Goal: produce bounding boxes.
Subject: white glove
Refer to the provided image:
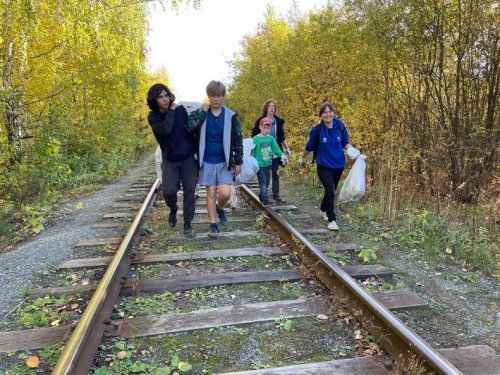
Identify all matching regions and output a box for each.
[280,155,289,165]
[298,157,306,168]
[346,146,360,160]
[284,148,292,159]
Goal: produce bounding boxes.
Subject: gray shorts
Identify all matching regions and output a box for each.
[199,162,234,186]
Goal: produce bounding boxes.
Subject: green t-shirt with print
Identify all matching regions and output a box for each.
[252,134,283,167]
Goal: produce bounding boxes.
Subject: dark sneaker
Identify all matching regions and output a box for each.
[183,223,195,238]
[168,209,177,227]
[208,223,219,238]
[216,207,228,226]
[262,200,270,206]
[273,195,283,202]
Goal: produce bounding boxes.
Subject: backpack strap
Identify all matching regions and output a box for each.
[312,123,322,163]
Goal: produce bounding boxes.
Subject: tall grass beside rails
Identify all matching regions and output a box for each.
[282,167,499,277]
[0,143,154,252]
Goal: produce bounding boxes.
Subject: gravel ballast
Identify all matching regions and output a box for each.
[0,153,156,320]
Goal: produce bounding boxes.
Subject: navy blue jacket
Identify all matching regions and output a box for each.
[148,105,196,162]
[305,119,350,169]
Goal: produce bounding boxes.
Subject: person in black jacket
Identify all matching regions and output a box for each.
[147,83,198,237]
[251,100,291,202]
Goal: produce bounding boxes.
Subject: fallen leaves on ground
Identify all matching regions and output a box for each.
[26,356,40,368]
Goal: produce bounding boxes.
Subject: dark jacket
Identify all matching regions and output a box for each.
[252,115,286,151]
[187,107,243,168]
[148,105,196,162]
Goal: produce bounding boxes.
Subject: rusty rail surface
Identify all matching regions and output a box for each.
[239,184,462,375]
[52,180,160,375]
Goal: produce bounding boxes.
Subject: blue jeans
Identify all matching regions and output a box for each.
[256,166,271,204]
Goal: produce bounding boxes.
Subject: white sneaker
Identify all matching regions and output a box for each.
[327,220,339,230]
[320,211,328,221]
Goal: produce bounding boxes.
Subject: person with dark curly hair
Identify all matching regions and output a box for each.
[147,83,198,237]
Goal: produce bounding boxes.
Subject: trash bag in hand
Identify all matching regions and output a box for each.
[239,155,260,183]
[338,154,367,204]
[155,145,162,182]
[346,146,360,160]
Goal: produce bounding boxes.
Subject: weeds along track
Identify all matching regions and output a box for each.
[0,173,497,374]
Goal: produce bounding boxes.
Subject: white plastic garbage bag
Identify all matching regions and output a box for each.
[243,138,255,157]
[155,145,162,182]
[338,155,367,204]
[239,155,259,183]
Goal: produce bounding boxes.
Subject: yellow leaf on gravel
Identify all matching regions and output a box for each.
[50,319,61,326]
[26,356,40,368]
[116,351,127,360]
[75,202,84,209]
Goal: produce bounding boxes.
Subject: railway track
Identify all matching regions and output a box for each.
[0,170,498,374]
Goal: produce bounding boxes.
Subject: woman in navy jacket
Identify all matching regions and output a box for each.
[298,102,359,231]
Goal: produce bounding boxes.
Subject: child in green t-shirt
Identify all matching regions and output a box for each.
[252,118,288,205]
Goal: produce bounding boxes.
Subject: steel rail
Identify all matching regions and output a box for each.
[239,184,462,374]
[53,179,160,375]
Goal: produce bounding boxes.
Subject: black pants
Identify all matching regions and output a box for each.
[271,157,280,198]
[317,165,344,222]
[162,155,198,224]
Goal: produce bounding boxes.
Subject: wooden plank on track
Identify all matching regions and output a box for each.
[372,290,427,310]
[0,325,74,352]
[269,204,297,211]
[437,345,500,375]
[102,212,135,218]
[74,237,122,247]
[58,247,286,268]
[58,243,357,269]
[167,228,329,241]
[219,356,389,375]
[111,202,141,208]
[169,230,259,240]
[92,222,129,229]
[300,229,328,235]
[341,265,393,280]
[175,205,297,215]
[115,196,145,202]
[122,270,302,295]
[30,270,302,298]
[33,265,394,299]
[0,298,327,352]
[115,298,329,338]
[191,217,254,224]
[219,346,500,375]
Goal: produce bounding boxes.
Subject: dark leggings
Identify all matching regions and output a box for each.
[317,165,344,222]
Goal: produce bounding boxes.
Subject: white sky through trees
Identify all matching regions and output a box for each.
[147,0,326,101]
